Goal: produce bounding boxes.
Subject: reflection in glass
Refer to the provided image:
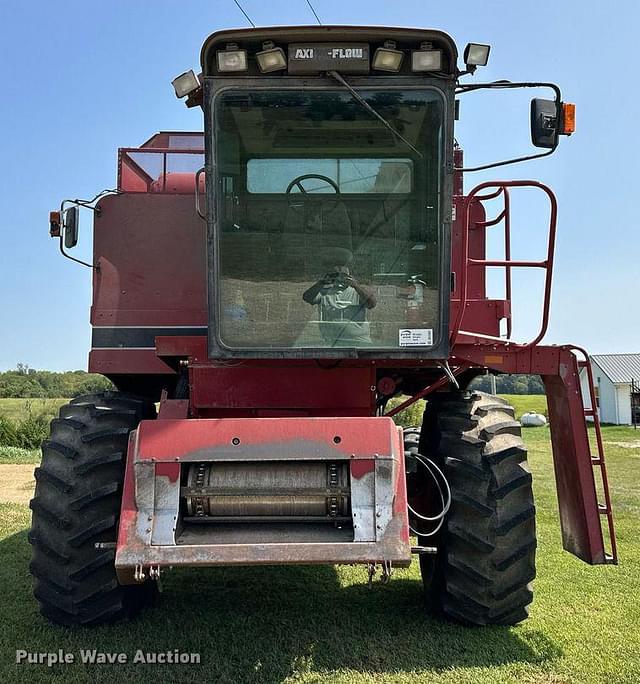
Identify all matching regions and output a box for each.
[214,89,444,350]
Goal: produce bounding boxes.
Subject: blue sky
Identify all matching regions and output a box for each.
[0,0,637,371]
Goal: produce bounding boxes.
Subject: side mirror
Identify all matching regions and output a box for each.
[63,206,79,248]
[530,98,560,149]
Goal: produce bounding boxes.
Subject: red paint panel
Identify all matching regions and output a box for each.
[190,365,375,412]
[156,335,208,360]
[391,426,408,524]
[543,356,606,564]
[89,349,176,375]
[92,193,206,327]
[350,460,375,478]
[449,300,503,337]
[452,197,486,300]
[134,416,398,461]
[117,432,138,554]
[155,463,180,483]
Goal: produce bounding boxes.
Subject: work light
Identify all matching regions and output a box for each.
[411,43,443,72]
[372,41,404,72]
[171,70,200,98]
[217,45,248,72]
[463,42,491,67]
[256,41,287,73]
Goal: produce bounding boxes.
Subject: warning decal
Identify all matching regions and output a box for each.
[398,329,433,347]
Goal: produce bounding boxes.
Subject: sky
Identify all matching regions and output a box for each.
[0,0,637,371]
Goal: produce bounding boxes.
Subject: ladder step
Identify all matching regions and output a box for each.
[570,347,618,564]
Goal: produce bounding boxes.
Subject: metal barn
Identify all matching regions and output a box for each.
[580,354,640,425]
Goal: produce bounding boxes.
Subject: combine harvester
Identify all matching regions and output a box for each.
[33,24,616,627]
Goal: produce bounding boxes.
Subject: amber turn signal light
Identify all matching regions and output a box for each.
[49,210,61,237]
[562,103,576,135]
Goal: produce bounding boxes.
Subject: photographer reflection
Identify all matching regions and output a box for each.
[302,249,376,346]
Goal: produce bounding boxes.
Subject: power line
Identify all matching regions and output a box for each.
[305,0,322,24]
[232,0,256,27]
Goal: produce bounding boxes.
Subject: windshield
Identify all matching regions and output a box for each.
[213,88,444,351]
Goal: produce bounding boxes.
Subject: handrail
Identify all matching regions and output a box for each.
[118,147,205,193]
[450,180,557,349]
[473,188,513,337]
[195,167,206,221]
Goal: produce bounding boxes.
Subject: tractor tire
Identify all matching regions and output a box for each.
[415,391,536,626]
[29,391,157,626]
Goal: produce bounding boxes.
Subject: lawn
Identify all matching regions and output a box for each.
[0,396,638,683]
[499,394,548,419]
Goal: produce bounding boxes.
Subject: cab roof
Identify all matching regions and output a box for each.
[200,25,458,77]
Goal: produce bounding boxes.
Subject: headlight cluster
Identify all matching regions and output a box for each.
[373,40,444,73]
[217,41,287,73]
[172,38,491,95]
[214,39,449,75]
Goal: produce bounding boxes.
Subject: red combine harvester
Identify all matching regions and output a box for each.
[34,25,616,627]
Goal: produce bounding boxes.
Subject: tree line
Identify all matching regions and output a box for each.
[0,364,113,398]
[470,373,545,395]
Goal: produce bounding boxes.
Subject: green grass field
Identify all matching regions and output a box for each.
[0,396,638,683]
[0,398,67,422]
[499,394,548,419]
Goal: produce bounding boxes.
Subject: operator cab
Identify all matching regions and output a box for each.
[193,26,458,359]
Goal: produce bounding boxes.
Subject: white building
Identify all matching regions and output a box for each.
[580,354,640,425]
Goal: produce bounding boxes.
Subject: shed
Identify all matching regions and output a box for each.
[580,353,640,425]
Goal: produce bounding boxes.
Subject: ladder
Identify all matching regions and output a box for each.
[572,347,618,564]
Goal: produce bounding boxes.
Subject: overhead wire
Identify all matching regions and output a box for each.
[305,0,322,24]
[232,0,256,27]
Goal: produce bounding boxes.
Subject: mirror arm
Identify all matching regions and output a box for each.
[59,200,97,269]
[454,80,562,173]
[58,190,120,270]
[58,234,97,270]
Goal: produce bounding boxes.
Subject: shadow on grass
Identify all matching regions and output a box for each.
[0,529,562,684]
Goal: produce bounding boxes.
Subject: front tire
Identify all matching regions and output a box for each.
[29,391,157,626]
[413,391,536,626]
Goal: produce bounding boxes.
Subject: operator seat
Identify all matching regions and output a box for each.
[283,198,353,251]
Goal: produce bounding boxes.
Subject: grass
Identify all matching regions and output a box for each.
[0,447,41,464]
[0,398,66,423]
[0,397,639,682]
[499,394,548,419]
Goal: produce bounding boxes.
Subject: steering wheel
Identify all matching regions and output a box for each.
[286,174,340,196]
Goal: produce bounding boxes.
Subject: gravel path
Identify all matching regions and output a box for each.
[0,464,36,505]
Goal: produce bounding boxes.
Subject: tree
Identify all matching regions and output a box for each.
[0,366,113,398]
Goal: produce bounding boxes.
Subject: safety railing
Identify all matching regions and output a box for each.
[118,147,204,193]
[450,180,558,348]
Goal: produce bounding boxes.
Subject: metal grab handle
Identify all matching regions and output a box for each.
[195,167,206,220]
[450,180,558,349]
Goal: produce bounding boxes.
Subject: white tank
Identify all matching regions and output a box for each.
[520,412,547,427]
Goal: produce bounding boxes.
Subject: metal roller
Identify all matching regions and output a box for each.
[183,461,350,521]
